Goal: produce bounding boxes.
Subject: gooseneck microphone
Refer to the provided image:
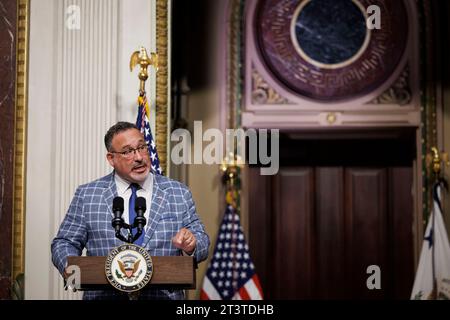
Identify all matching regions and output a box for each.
[112,197,128,242]
[111,196,147,244]
[133,197,147,242]
[112,197,124,231]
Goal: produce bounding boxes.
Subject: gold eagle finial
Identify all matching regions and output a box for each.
[130,46,159,93]
[426,147,449,176]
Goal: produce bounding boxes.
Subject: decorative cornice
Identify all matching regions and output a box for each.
[251,67,292,105]
[156,0,168,174]
[369,65,411,106]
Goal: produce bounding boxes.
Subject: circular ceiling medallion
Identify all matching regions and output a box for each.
[255,0,408,102]
[291,0,370,69]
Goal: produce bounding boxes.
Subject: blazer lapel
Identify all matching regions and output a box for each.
[102,172,128,239]
[102,173,117,218]
[142,175,168,247]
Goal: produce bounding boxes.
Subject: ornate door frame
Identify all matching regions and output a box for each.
[219,0,431,270]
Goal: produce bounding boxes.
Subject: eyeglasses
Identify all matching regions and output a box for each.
[110,144,149,159]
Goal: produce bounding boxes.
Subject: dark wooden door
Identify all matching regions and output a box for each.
[248,130,415,299]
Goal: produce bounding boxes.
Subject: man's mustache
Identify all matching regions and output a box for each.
[132,161,147,168]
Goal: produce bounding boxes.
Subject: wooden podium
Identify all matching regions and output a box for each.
[67,256,196,290]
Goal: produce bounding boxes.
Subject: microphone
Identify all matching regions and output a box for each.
[112,197,124,234]
[133,197,147,243]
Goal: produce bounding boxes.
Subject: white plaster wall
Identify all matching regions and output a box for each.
[26,0,156,299]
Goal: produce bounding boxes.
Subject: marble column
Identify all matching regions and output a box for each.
[0,0,17,299]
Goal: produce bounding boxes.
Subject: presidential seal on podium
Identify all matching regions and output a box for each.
[105,244,153,293]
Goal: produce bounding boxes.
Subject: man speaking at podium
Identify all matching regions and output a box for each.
[51,122,210,300]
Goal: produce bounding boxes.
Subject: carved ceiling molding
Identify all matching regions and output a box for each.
[368,65,411,106]
[251,67,294,105]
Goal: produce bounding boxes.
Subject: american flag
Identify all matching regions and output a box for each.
[136,93,163,175]
[201,205,263,300]
[411,180,450,300]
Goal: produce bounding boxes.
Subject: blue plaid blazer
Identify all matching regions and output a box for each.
[51,172,210,300]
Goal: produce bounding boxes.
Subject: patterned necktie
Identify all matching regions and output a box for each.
[129,183,145,246]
